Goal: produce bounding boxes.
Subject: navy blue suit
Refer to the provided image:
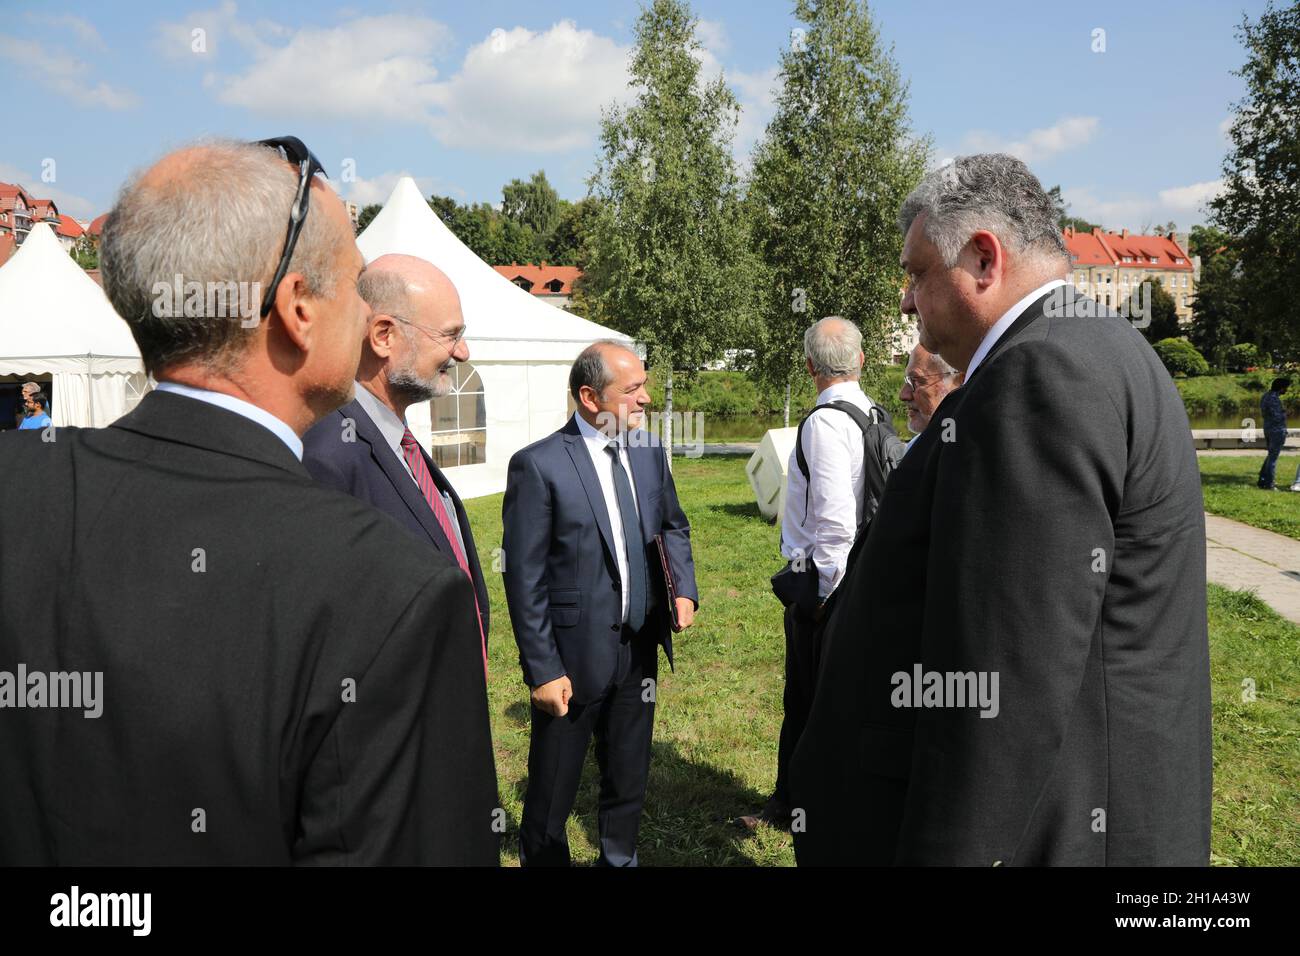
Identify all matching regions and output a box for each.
[502,414,698,865]
[302,397,490,641]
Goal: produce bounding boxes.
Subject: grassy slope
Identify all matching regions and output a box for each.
[1200,454,1300,540]
[465,455,1298,866]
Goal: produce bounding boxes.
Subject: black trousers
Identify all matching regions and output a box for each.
[519,627,659,867]
[773,602,822,809]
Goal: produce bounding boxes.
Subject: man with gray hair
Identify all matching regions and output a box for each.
[898,342,962,453]
[303,253,491,675]
[0,138,498,865]
[792,154,1211,866]
[739,316,902,832]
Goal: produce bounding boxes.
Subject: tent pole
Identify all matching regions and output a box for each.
[87,352,95,426]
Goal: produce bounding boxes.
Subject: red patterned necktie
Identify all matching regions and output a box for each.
[400,427,487,676]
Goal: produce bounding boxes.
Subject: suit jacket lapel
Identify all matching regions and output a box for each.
[628,443,659,544]
[562,424,618,566]
[966,288,1055,383]
[347,400,456,557]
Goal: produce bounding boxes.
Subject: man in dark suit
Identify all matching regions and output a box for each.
[303,254,488,671]
[0,138,498,865]
[791,154,1212,866]
[503,341,699,866]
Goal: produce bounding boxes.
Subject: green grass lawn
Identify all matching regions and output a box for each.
[465,454,1299,866]
[1200,454,1300,541]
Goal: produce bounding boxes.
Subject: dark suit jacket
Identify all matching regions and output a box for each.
[302,396,489,640]
[501,415,699,704]
[791,288,1212,866]
[0,390,499,865]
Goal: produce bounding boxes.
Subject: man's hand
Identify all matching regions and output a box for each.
[675,596,695,630]
[531,675,573,717]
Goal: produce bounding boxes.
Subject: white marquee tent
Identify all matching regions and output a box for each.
[0,222,146,427]
[356,176,634,499]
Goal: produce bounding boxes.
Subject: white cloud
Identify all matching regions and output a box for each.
[343,170,440,208]
[1158,179,1224,213]
[696,19,729,56]
[156,1,288,61]
[0,36,137,110]
[425,21,631,152]
[960,115,1100,164]
[0,161,98,218]
[28,13,107,51]
[213,14,451,122]
[1061,179,1221,232]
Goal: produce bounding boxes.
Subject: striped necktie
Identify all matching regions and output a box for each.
[400,428,487,676]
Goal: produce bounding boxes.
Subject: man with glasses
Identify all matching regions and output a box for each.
[303,253,490,674]
[898,342,963,453]
[0,138,498,865]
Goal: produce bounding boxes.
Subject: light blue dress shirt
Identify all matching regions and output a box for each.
[154,381,303,461]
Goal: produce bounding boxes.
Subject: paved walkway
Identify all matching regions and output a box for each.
[1205,514,1300,624]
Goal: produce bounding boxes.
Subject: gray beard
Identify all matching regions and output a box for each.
[387,363,452,404]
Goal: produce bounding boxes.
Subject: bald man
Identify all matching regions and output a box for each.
[0,139,498,864]
[303,254,491,671]
[899,342,963,453]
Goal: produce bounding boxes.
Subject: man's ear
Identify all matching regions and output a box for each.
[579,384,601,414]
[269,271,314,353]
[967,230,1005,288]
[806,358,815,377]
[368,314,399,359]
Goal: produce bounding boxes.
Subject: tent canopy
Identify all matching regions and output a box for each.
[0,222,142,375]
[355,177,631,363]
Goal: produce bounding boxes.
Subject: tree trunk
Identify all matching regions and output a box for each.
[783,381,791,428]
[664,367,674,473]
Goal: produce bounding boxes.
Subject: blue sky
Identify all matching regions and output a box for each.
[0,0,1267,232]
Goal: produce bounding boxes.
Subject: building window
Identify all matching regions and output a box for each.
[428,362,486,469]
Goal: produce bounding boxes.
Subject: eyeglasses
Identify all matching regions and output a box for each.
[387,314,467,350]
[255,136,327,319]
[903,372,946,392]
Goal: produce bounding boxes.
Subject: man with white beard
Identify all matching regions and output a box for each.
[303,253,491,674]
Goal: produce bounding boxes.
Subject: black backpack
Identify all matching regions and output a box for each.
[772,399,905,616]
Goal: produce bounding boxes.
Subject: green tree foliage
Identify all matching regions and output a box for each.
[582,0,759,446]
[747,0,929,405]
[1190,233,1245,369]
[1127,276,1182,343]
[1048,184,1102,233]
[428,195,547,265]
[502,171,561,238]
[70,232,98,270]
[1212,1,1300,362]
[356,203,381,233]
[1153,338,1210,377]
[547,197,603,266]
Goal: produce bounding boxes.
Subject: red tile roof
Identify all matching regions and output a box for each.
[88,213,108,237]
[55,214,83,239]
[1062,227,1193,271]
[0,234,14,266]
[493,262,581,295]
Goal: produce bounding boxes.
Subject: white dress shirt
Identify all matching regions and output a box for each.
[781,381,874,600]
[574,412,640,623]
[352,384,466,555]
[154,381,303,460]
[965,278,1067,380]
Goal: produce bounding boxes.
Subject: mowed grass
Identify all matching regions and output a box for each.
[465,455,1299,866]
[1200,453,1300,541]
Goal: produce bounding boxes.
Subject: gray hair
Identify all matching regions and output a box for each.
[897,154,1069,269]
[358,270,411,322]
[804,316,863,379]
[101,138,345,375]
[569,339,633,401]
[914,345,959,379]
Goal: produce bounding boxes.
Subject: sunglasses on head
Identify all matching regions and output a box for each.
[254,136,328,319]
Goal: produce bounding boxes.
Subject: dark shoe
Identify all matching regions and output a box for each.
[735,796,792,832]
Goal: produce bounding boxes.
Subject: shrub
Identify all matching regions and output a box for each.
[1226,343,1264,372]
[1153,338,1210,377]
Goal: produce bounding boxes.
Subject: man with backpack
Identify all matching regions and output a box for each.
[737,316,904,832]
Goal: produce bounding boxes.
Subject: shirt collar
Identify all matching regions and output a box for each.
[352,383,408,460]
[816,380,868,406]
[573,411,622,450]
[965,278,1067,380]
[154,381,303,460]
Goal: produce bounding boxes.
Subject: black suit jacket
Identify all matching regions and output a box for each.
[791,288,1212,866]
[0,390,499,865]
[302,396,489,640]
[501,416,699,703]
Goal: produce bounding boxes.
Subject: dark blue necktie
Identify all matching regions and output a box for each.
[607,441,647,632]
